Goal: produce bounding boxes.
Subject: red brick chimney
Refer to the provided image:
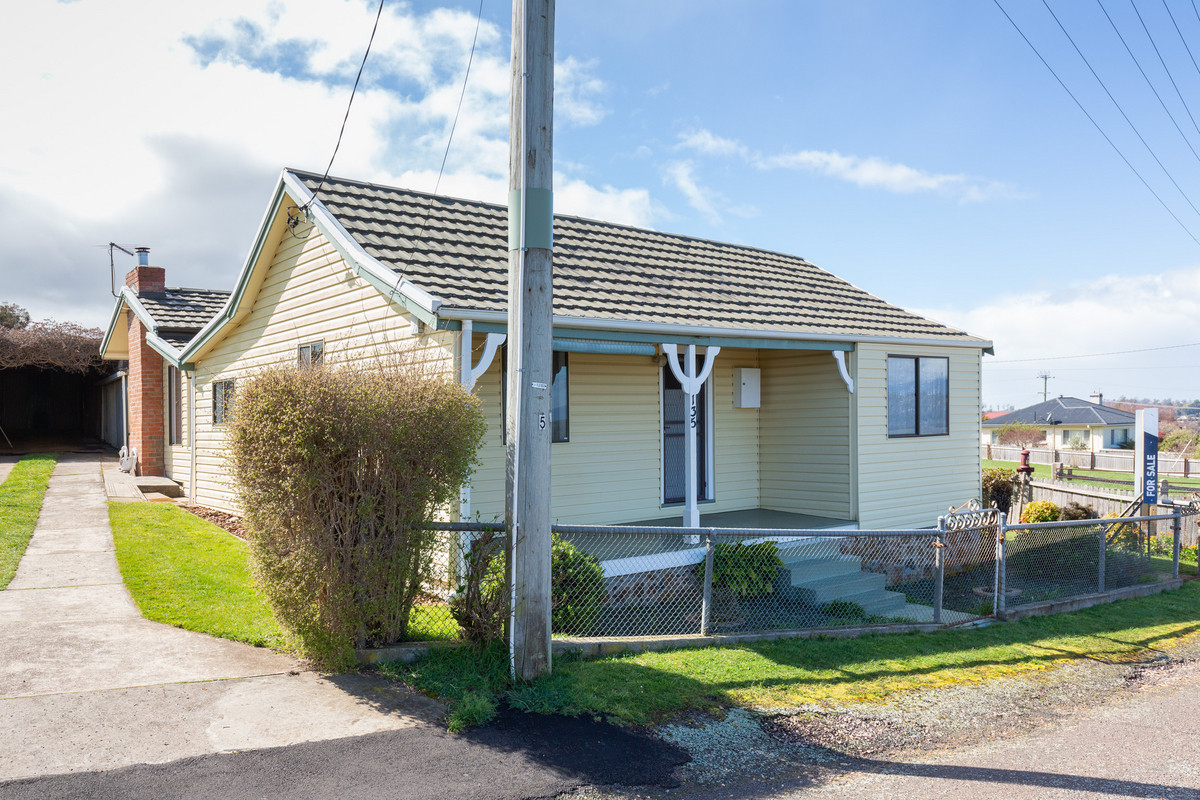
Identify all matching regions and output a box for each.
[124,247,166,477]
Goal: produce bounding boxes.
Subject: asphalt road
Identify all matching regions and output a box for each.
[0,706,689,800]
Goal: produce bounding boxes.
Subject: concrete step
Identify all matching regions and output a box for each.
[142,492,177,503]
[795,571,887,604]
[775,538,845,564]
[787,555,863,583]
[134,476,184,498]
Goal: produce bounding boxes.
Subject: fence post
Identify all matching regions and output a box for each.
[700,532,714,636]
[994,512,1007,617]
[934,517,945,625]
[1173,510,1182,580]
[1097,524,1106,594]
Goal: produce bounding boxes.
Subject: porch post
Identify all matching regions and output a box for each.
[662,343,721,531]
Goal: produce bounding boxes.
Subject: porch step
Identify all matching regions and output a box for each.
[775,538,846,564]
[142,491,177,503]
[787,555,864,583]
[134,476,184,498]
[796,571,887,604]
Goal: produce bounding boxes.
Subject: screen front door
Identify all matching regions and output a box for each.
[662,365,708,504]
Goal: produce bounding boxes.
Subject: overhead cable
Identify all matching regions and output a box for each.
[992,0,1200,245]
[1129,0,1200,141]
[988,340,1200,363]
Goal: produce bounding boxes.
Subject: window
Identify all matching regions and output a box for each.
[213,379,235,424]
[167,366,183,446]
[298,340,324,368]
[1109,428,1131,447]
[887,356,948,437]
[500,348,569,444]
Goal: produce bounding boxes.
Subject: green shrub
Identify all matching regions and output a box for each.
[706,541,784,599]
[227,359,486,670]
[1020,500,1059,523]
[1103,512,1142,550]
[550,534,606,635]
[450,531,606,641]
[982,467,1017,513]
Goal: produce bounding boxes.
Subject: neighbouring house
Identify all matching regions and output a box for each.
[100,169,993,533]
[982,394,1136,451]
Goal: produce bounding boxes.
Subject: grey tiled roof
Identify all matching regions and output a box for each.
[294,170,986,343]
[983,397,1136,427]
[137,288,230,346]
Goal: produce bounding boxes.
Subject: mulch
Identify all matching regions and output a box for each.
[181,505,246,540]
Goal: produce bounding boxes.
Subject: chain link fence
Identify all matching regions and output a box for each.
[403,506,1193,644]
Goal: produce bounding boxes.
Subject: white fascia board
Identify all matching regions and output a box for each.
[438,308,994,351]
[99,292,131,358]
[123,289,185,367]
[280,172,442,323]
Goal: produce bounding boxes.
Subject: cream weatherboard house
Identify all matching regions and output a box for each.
[101,169,992,532]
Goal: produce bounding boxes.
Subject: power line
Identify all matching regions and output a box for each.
[1040,0,1200,221]
[1129,0,1200,141]
[1096,0,1200,164]
[992,0,1200,245]
[988,340,1200,363]
[1161,0,1200,85]
[303,0,388,210]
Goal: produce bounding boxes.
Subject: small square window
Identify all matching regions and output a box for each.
[298,341,324,368]
[887,355,949,437]
[213,379,235,425]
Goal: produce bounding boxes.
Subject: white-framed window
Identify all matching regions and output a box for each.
[213,379,235,425]
[887,355,949,437]
[166,365,183,446]
[500,348,570,444]
[661,363,714,505]
[298,340,324,368]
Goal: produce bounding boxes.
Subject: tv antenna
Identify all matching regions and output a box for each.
[104,242,141,297]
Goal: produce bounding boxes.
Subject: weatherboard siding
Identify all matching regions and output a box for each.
[468,347,761,525]
[854,342,982,529]
[190,223,453,513]
[759,350,853,519]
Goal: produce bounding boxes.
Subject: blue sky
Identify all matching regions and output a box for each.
[3,0,1199,408]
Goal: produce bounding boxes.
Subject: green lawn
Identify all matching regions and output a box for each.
[383,579,1200,728]
[984,459,1200,493]
[109,502,288,649]
[0,454,57,589]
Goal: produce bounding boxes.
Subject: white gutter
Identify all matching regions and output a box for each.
[281,172,441,315]
[437,308,994,350]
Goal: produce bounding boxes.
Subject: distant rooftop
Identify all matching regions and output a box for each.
[982,396,1135,428]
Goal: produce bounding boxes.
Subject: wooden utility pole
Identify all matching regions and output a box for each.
[506,0,554,681]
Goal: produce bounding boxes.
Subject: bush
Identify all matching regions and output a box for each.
[982,467,1017,513]
[228,359,486,670]
[550,534,606,635]
[450,531,606,642]
[1102,512,1142,550]
[1059,501,1097,521]
[1020,500,1060,523]
[706,541,784,599]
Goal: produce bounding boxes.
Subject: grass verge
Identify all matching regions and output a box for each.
[110,502,287,649]
[0,453,57,589]
[383,580,1200,728]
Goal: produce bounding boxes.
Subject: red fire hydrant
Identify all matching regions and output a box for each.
[1018,449,1034,475]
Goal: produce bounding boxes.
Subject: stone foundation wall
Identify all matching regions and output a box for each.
[605,564,700,609]
[840,529,993,584]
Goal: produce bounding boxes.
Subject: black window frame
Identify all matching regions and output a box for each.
[886,355,949,438]
[501,347,569,444]
[213,379,235,425]
[298,340,324,368]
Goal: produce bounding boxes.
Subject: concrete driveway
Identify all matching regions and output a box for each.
[0,453,440,782]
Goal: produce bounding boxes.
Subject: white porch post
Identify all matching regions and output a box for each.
[456,323,506,577]
[662,343,720,533]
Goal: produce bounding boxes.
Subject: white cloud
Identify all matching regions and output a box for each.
[0,0,653,325]
[555,56,609,126]
[676,129,746,158]
[556,176,656,228]
[914,265,1200,407]
[662,161,723,225]
[757,150,1026,203]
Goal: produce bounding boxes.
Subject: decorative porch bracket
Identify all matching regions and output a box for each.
[833,351,854,393]
[662,343,721,532]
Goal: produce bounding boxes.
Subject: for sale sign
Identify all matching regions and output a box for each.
[1136,408,1159,504]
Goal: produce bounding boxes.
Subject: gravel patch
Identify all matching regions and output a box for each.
[182,505,246,539]
[566,634,1200,800]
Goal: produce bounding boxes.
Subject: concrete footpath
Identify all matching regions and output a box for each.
[0,453,439,782]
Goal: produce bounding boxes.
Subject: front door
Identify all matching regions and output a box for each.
[662,365,708,504]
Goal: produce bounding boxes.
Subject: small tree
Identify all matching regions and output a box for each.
[228,358,485,669]
[0,303,30,330]
[996,422,1046,448]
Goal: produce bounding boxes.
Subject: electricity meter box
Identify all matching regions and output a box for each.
[733,367,760,408]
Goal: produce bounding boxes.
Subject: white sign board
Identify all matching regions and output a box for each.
[1135,408,1159,504]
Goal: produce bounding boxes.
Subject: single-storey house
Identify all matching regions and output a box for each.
[982,394,1136,451]
[101,169,992,532]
